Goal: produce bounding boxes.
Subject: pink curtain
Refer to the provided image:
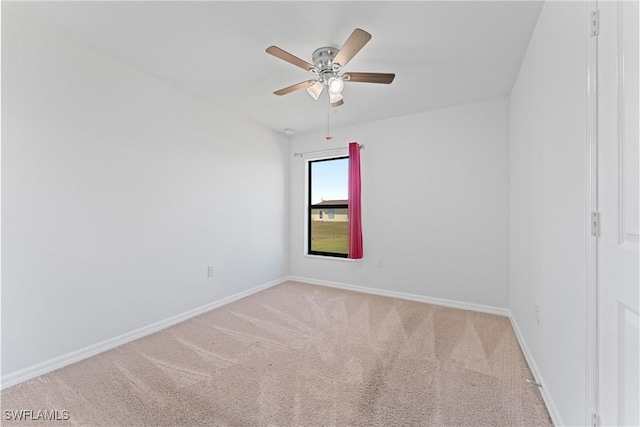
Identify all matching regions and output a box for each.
[348,142,363,259]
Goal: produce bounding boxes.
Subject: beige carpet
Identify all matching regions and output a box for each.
[1,281,552,426]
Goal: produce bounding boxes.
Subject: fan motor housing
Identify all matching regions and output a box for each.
[312,47,340,72]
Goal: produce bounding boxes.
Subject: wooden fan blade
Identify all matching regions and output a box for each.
[266,46,316,72]
[343,72,395,84]
[274,80,317,96]
[332,28,372,68]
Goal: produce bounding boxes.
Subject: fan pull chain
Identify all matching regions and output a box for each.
[325,110,333,140]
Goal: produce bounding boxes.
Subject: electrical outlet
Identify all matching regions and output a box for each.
[377,258,384,268]
[535,304,540,324]
[207,266,215,278]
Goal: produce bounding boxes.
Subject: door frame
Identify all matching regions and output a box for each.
[585,0,598,426]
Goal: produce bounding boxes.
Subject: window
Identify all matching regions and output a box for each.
[308,157,349,258]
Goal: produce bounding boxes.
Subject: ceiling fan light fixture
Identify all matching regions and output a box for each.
[327,76,344,95]
[306,81,324,100]
[267,29,394,105]
[329,92,343,106]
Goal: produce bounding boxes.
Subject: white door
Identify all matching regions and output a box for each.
[597,1,639,426]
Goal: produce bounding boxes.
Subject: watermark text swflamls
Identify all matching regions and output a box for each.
[4,409,70,421]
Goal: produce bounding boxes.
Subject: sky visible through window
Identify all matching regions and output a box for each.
[311,158,348,204]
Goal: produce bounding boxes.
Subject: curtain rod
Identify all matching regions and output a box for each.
[293,144,364,157]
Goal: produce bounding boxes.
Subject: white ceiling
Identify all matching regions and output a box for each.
[5,1,543,136]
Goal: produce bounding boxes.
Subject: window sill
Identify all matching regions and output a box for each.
[304,254,359,262]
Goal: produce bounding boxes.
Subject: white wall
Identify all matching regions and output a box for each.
[289,98,510,309]
[1,14,289,375]
[509,2,587,425]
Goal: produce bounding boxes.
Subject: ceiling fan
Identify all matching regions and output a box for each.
[266,28,395,107]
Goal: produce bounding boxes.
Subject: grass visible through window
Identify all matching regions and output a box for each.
[310,220,349,254]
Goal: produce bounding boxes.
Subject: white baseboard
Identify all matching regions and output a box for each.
[1,277,288,390]
[508,314,564,427]
[287,275,510,317]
